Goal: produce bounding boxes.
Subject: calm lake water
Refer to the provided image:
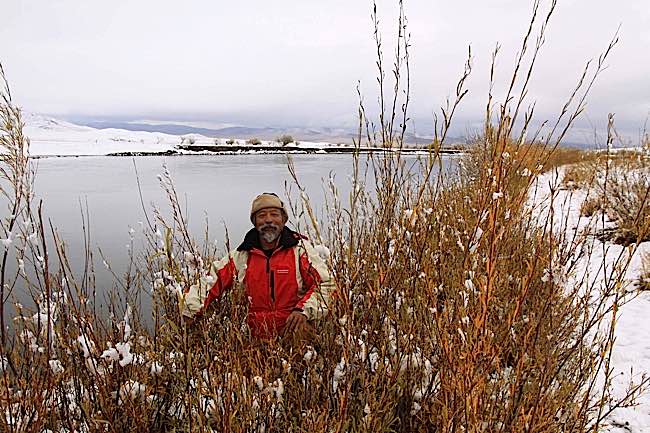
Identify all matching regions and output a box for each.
[3,154,456,319]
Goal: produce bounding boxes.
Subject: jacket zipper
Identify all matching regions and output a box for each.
[266,255,275,305]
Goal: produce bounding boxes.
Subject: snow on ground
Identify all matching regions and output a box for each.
[24,113,178,156]
[531,167,650,432]
[23,113,344,156]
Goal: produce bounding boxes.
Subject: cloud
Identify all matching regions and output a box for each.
[0,0,648,139]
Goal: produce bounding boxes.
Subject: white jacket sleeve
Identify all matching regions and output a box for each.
[297,241,336,321]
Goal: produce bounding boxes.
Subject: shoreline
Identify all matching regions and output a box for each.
[175,143,464,155]
[30,145,466,158]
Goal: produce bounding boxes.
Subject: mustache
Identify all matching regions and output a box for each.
[258,223,281,243]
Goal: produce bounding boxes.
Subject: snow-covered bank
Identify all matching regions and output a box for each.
[531,168,650,432]
[24,113,179,156]
[25,113,349,156]
[24,114,460,157]
[21,114,331,157]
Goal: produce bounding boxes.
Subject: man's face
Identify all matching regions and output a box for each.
[255,208,285,244]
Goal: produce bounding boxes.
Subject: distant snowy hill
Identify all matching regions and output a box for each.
[79,119,439,147]
[22,114,441,156]
[22,114,599,156]
[81,120,363,145]
[23,114,194,156]
[22,114,354,156]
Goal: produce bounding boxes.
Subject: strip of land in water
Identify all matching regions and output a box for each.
[106,144,465,157]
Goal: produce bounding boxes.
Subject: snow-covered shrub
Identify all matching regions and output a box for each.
[561,149,650,243]
[561,155,601,190]
[277,134,294,146]
[580,194,603,217]
[604,160,650,243]
[639,253,650,291]
[576,151,649,243]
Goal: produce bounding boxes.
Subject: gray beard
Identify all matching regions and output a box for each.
[258,224,281,244]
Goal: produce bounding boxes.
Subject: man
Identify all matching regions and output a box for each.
[182,193,334,338]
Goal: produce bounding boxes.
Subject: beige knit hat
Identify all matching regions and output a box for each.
[250,193,288,224]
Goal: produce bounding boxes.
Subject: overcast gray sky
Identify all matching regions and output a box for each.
[1,0,648,141]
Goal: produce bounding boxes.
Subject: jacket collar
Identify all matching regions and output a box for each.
[237,226,300,252]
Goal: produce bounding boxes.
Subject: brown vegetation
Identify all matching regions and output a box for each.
[562,146,650,243]
[1,1,648,432]
[277,135,294,146]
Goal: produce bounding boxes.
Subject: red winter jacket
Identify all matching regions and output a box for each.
[182,227,334,338]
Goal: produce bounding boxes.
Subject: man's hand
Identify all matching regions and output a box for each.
[283,310,307,335]
[182,314,198,327]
